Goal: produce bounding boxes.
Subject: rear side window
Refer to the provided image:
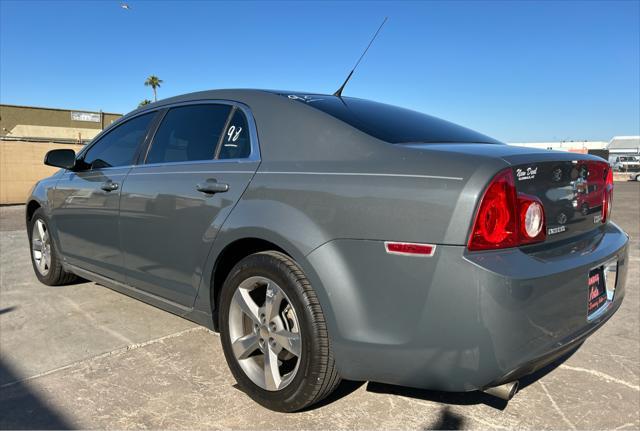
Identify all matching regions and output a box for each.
[283,94,500,145]
[218,109,251,159]
[82,113,155,169]
[146,104,231,164]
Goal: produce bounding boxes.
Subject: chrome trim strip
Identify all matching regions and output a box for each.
[136,158,258,168]
[60,169,131,179]
[127,170,255,176]
[258,171,463,181]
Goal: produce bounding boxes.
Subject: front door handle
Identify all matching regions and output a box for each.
[196,179,229,195]
[100,181,119,192]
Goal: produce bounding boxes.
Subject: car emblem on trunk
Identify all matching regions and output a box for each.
[552,168,563,182]
[548,225,567,235]
[557,213,568,224]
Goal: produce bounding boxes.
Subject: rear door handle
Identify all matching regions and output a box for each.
[100,181,119,192]
[196,179,229,195]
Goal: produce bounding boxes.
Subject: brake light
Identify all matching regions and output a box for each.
[468,169,546,251]
[602,166,613,223]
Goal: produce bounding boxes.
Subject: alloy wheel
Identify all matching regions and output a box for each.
[32,219,51,276]
[228,276,302,391]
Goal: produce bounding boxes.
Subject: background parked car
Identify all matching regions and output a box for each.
[609,155,640,171]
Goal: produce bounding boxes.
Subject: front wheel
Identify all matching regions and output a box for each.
[219,251,341,412]
[28,208,77,286]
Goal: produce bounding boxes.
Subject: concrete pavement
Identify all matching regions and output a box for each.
[1,182,638,429]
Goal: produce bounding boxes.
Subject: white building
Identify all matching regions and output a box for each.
[508,140,607,153]
[508,136,640,154]
[607,136,640,154]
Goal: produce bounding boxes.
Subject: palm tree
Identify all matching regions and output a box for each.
[144,75,163,102]
[138,99,152,108]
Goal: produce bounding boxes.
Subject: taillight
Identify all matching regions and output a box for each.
[468,169,546,251]
[467,169,517,250]
[602,166,613,223]
[518,196,545,244]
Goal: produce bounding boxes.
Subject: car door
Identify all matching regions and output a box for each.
[52,112,157,281]
[119,102,260,306]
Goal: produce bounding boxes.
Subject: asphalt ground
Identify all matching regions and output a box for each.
[0,181,638,430]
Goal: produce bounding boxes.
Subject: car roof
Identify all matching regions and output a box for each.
[113,89,380,163]
[117,88,500,164]
[131,89,358,115]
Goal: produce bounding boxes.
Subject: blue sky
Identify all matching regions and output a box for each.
[1,0,638,142]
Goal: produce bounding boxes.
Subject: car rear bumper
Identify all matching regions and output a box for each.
[305,223,629,392]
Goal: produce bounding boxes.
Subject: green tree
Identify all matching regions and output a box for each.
[138,99,152,108]
[144,75,163,102]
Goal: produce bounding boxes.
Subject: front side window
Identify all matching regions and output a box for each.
[145,104,231,164]
[218,109,251,159]
[81,113,155,169]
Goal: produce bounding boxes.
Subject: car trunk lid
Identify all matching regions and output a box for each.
[511,159,610,243]
[404,143,611,244]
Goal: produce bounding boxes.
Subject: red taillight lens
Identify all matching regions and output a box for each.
[602,167,613,223]
[468,169,518,250]
[468,169,546,251]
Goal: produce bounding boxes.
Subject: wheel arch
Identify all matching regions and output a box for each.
[26,199,42,224]
[209,237,289,329]
[195,228,338,339]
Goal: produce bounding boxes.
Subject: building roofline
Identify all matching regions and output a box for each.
[609,135,640,141]
[0,103,121,116]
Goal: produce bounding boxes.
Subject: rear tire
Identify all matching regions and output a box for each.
[219,251,341,412]
[28,208,77,286]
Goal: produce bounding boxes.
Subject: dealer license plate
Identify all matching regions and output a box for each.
[587,259,617,318]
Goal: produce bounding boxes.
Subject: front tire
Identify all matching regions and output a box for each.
[219,251,341,412]
[28,208,77,286]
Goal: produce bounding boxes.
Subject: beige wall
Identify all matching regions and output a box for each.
[0,104,121,140]
[0,140,84,204]
[9,125,102,141]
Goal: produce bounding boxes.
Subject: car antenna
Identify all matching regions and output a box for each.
[333,17,388,97]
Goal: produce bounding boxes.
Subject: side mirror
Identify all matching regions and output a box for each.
[44,149,76,170]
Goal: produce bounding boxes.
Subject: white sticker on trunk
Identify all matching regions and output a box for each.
[516,166,538,181]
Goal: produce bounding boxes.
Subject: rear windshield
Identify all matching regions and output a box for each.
[282,94,501,145]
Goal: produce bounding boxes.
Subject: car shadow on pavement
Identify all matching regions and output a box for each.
[366,344,580,412]
[303,379,367,411]
[422,406,466,430]
[233,379,367,412]
[0,359,73,430]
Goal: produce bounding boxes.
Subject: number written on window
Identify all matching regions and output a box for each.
[219,110,250,159]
